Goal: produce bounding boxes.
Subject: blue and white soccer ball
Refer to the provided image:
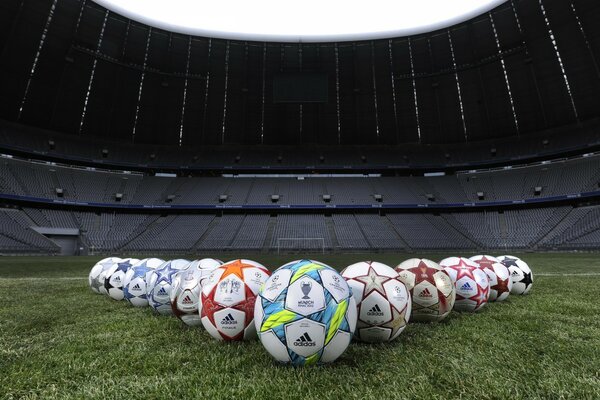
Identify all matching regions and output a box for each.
[147,259,190,315]
[123,259,164,307]
[254,259,357,366]
[104,258,139,301]
[171,258,222,326]
[89,257,121,295]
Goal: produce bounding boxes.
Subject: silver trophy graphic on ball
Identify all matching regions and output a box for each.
[301,281,312,299]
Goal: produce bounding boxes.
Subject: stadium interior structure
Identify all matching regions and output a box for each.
[1,0,599,255]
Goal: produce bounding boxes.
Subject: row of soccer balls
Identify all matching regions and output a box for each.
[88,255,533,366]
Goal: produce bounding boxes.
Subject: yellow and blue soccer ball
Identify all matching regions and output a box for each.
[254,259,357,366]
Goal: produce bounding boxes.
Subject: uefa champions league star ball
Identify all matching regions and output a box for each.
[104,259,137,301]
[396,258,455,322]
[470,256,512,302]
[341,261,411,343]
[255,260,357,366]
[171,258,222,326]
[201,259,270,340]
[89,257,121,294]
[441,257,489,312]
[498,255,533,295]
[123,258,163,307]
[147,260,189,315]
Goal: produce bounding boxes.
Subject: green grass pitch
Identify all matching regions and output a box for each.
[1,253,600,399]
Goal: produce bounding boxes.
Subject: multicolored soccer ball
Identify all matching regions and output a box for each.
[104,258,138,300]
[171,258,222,326]
[123,259,164,307]
[341,261,410,342]
[470,256,512,302]
[498,255,533,295]
[396,258,455,322]
[88,257,121,294]
[441,257,489,312]
[201,259,270,341]
[147,259,190,315]
[255,259,357,366]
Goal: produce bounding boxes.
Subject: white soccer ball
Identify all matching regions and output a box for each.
[104,259,138,300]
[202,259,270,341]
[89,257,121,294]
[255,259,356,366]
[341,261,411,342]
[147,259,190,315]
[498,256,533,295]
[395,258,455,322]
[122,259,164,307]
[470,256,512,302]
[441,257,489,312]
[171,258,222,326]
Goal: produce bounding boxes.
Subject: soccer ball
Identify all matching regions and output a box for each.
[201,259,270,341]
[147,259,190,315]
[104,258,138,300]
[255,259,357,366]
[395,258,455,322]
[89,257,121,294]
[123,259,164,307]
[498,256,533,295]
[470,256,512,302]
[441,257,489,312]
[171,258,222,326]
[341,261,411,342]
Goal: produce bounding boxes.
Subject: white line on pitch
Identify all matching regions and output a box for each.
[536,273,600,276]
[0,277,87,280]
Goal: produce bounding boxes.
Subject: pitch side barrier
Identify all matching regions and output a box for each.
[0,191,599,211]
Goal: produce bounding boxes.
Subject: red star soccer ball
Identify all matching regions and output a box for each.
[470,255,512,302]
[395,258,455,322]
[341,261,411,343]
[440,257,489,312]
[201,259,270,341]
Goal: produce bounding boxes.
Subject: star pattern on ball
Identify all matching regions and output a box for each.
[354,266,393,297]
[448,264,474,282]
[90,273,105,292]
[492,277,510,296]
[500,257,520,268]
[156,263,180,283]
[473,256,495,269]
[219,261,245,280]
[520,272,533,288]
[414,261,439,284]
[382,306,408,338]
[467,283,489,310]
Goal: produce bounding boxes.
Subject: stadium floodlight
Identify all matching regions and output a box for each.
[92,0,506,42]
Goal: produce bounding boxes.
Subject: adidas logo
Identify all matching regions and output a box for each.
[460,282,473,291]
[157,287,167,296]
[419,288,433,298]
[114,276,121,282]
[221,313,237,325]
[182,295,193,305]
[512,270,520,276]
[132,284,141,290]
[293,332,316,347]
[367,304,384,316]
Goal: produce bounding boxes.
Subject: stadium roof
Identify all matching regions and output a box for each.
[92,0,507,42]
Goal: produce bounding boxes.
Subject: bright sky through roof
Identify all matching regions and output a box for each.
[93,0,507,42]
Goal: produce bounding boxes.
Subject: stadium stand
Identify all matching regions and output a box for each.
[0,204,599,254]
[0,0,599,255]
